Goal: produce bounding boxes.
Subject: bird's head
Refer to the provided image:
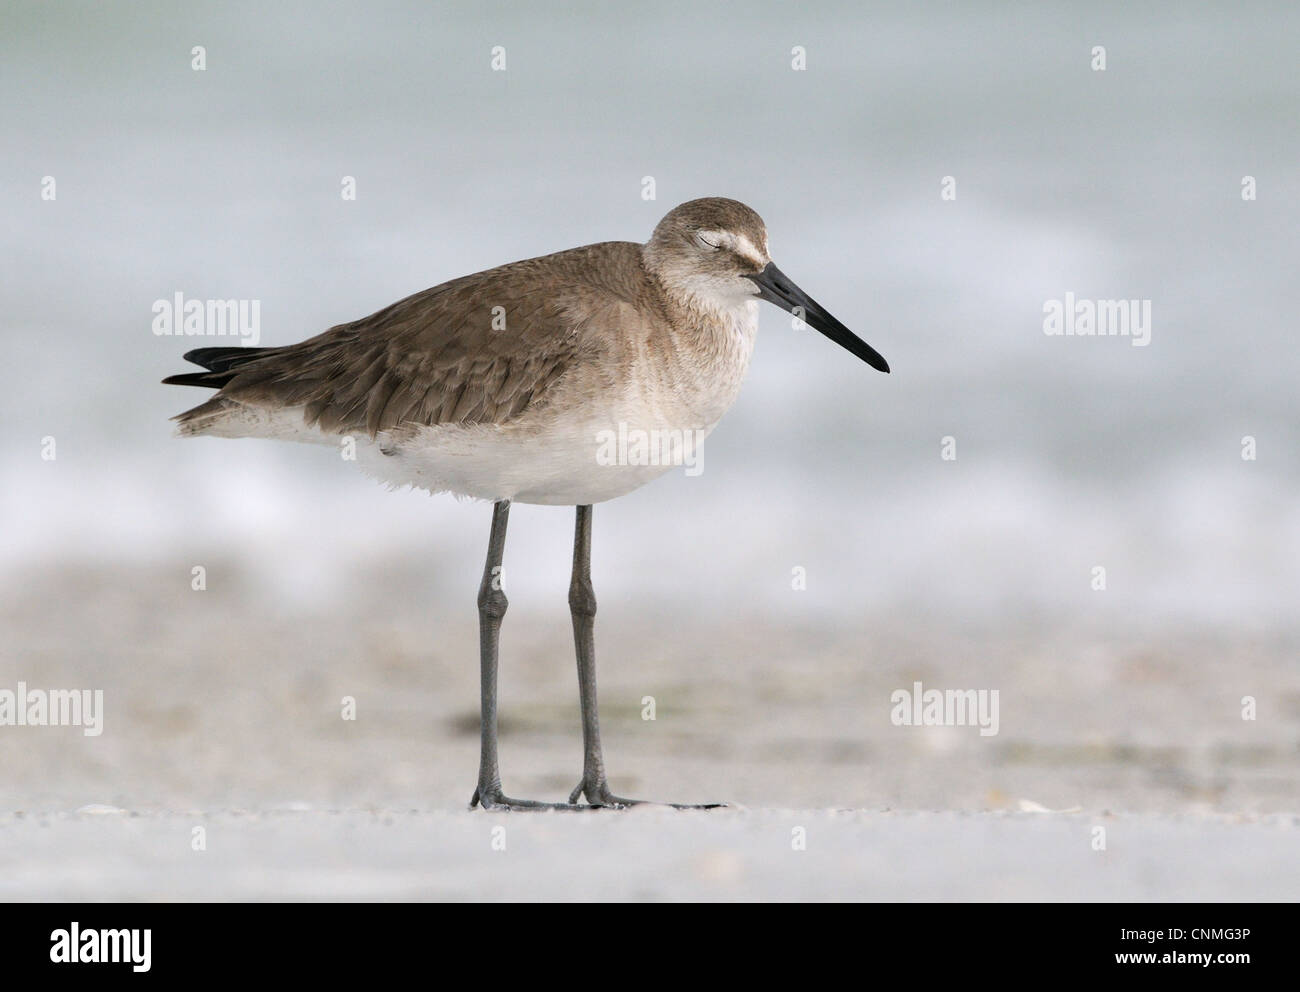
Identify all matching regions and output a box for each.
[644,197,889,373]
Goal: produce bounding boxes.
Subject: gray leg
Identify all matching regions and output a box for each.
[469,500,584,811]
[566,504,724,810]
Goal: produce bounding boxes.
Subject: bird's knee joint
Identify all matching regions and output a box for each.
[478,587,508,620]
[568,579,597,617]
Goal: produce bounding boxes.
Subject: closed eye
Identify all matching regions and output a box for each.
[696,234,722,250]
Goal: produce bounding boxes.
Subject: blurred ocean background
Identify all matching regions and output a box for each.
[1,2,1297,827]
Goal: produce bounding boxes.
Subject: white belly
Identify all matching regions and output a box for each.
[360,421,696,505]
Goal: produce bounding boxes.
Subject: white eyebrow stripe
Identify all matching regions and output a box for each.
[733,233,767,265]
[700,230,768,267]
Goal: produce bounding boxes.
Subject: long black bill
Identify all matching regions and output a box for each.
[744,261,889,373]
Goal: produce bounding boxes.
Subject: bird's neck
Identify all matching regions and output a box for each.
[649,295,757,430]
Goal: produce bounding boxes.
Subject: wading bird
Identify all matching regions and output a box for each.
[165,197,889,810]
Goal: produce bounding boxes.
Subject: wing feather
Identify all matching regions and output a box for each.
[181,242,655,439]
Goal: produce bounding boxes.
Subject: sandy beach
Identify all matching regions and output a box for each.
[1,559,1295,900]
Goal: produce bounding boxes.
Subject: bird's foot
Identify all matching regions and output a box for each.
[567,777,725,810]
[470,784,593,812]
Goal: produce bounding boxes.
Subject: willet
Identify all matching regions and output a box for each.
[164,197,889,810]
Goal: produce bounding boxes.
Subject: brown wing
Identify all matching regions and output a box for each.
[190,242,650,438]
